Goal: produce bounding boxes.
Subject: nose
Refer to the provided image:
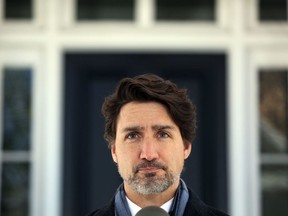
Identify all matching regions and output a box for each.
[140,137,159,161]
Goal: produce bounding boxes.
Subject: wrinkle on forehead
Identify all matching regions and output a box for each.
[121,125,177,134]
[116,101,179,133]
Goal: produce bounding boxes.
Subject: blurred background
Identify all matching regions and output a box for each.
[0,0,288,216]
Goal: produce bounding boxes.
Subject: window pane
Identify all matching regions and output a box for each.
[259,70,288,153]
[261,165,288,216]
[156,0,215,21]
[1,162,30,216]
[259,0,287,21]
[76,0,134,21]
[3,68,32,151]
[4,0,33,20]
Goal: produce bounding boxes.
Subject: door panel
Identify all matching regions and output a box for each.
[63,53,227,215]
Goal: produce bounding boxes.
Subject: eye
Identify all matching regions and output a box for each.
[126,132,139,140]
[158,131,170,138]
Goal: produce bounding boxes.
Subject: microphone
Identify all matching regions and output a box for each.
[135,206,169,216]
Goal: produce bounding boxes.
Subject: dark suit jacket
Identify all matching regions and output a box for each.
[87,188,229,216]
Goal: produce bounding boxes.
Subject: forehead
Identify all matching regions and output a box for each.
[117,101,175,127]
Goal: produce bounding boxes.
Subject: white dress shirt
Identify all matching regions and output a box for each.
[126,196,174,216]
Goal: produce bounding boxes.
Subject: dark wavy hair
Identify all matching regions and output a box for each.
[102,74,196,148]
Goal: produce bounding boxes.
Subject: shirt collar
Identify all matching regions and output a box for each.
[126,196,174,216]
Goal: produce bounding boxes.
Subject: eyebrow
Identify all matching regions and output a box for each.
[152,125,176,131]
[121,126,144,133]
[121,125,176,133]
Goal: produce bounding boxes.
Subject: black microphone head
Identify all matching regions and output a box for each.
[135,206,169,216]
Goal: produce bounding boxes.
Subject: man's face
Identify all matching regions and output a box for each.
[111,101,191,195]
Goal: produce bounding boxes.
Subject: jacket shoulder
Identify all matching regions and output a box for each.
[185,189,229,216]
[86,209,113,216]
[86,200,114,216]
[207,206,229,216]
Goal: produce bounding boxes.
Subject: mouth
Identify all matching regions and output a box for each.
[138,167,162,174]
[134,161,167,175]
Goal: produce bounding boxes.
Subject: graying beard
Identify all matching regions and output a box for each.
[126,172,179,195]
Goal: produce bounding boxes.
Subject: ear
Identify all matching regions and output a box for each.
[111,144,118,163]
[184,142,192,159]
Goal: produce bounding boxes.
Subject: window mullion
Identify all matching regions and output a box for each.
[135,0,154,27]
[261,154,288,165]
[2,151,30,162]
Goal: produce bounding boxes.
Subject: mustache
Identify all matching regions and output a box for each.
[133,161,167,173]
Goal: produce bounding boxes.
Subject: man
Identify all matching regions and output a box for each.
[88,74,229,216]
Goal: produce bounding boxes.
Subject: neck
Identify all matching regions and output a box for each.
[124,179,180,208]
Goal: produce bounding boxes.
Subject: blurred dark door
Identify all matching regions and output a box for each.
[63,53,227,216]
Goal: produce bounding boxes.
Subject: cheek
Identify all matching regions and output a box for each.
[117,156,136,178]
[117,149,136,167]
[167,147,186,167]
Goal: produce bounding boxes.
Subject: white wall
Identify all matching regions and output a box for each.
[0,0,287,215]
